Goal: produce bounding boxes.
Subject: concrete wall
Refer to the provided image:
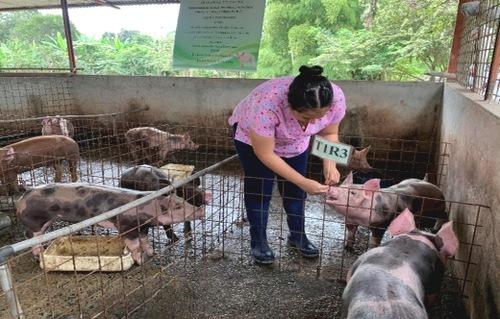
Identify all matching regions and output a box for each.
[0,75,443,140]
[0,75,77,118]
[441,83,499,319]
[71,75,443,140]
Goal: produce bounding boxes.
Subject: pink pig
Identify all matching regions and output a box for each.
[326,172,447,250]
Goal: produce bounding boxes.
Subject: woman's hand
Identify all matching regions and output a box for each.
[323,160,340,185]
[298,178,330,195]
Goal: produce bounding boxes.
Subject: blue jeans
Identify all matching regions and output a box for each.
[232,124,308,247]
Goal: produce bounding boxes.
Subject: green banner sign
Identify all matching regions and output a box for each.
[311,136,353,166]
[173,0,266,71]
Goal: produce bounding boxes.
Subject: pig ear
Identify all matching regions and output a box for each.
[342,172,353,185]
[360,145,371,155]
[362,178,380,198]
[422,173,429,182]
[42,116,50,124]
[387,208,416,236]
[436,221,459,258]
[2,147,15,162]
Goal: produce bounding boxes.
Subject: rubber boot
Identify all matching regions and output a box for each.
[286,211,319,258]
[279,180,319,258]
[247,208,275,265]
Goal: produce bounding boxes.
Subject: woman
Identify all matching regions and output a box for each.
[228,65,346,264]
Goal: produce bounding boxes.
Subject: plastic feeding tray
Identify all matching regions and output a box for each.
[159,163,195,182]
[40,235,134,272]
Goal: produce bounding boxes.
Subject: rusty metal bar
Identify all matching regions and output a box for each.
[485,19,500,100]
[60,0,77,74]
[0,106,149,124]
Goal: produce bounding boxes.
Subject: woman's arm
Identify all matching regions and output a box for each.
[318,123,341,185]
[249,130,329,194]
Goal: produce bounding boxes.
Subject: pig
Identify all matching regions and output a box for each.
[342,208,458,319]
[347,146,372,172]
[326,172,447,249]
[16,183,205,264]
[336,146,372,180]
[41,116,75,138]
[0,135,79,194]
[125,127,199,165]
[119,165,212,242]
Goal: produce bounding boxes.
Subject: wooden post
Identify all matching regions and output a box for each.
[448,0,471,74]
[61,0,77,74]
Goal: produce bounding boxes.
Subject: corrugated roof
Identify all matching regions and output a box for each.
[0,0,180,11]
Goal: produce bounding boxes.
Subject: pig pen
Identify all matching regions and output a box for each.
[0,116,488,319]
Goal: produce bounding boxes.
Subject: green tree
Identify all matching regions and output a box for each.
[0,11,79,44]
[256,0,363,77]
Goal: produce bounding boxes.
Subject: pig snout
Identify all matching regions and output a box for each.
[325,187,340,204]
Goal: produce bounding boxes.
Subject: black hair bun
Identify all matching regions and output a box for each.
[299,65,323,77]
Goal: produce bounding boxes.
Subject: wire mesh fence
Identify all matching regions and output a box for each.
[456,0,500,101]
[0,116,487,318]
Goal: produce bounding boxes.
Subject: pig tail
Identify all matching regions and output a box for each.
[288,65,334,112]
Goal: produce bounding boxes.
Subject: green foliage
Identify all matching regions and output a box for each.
[0,1,456,80]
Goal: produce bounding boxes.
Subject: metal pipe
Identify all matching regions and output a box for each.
[0,106,149,124]
[61,0,77,73]
[0,155,237,261]
[0,264,24,319]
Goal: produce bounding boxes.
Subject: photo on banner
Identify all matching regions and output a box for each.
[173,0,266,71]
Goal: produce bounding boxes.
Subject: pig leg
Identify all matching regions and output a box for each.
[183,221,192,240]
[163,224,179,243]
[345,224,358,250]
[69,159,78,182]
[368,228,385,248]
[124,237,143,265]
[139,234,155,257]
[5,179,20,195]
[31,221,55,256]
[53,163,63,182]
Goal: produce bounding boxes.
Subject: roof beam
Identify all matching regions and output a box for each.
[0,1,180,12]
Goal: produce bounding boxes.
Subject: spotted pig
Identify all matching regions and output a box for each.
[16,183,204,264]
[119,165,212,242]
[125,127,198,165]
[342,208,458,319]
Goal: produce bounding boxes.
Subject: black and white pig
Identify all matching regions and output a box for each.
[125,127,198,165]
[16,183,205,264]
[326,172,448,249]
[119,165,212,242]
[342,208,459,319]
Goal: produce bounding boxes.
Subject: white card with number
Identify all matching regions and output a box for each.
[311,136,353,166]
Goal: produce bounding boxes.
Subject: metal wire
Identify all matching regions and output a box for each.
[456,0,500,100]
